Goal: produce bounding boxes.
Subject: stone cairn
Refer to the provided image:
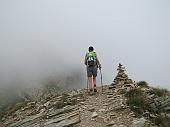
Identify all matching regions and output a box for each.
[110,63,137,91]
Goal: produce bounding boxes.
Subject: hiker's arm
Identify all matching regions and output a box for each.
[96,54,101,68]
[96,57,100,65]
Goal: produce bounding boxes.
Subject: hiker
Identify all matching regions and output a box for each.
[84,46,101,95]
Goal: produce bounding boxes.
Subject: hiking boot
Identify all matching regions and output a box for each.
[94,88,97,92]
[94,84,97,92]
[89,89,93,96]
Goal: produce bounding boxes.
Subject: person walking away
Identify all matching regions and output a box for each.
[84,46,101,95]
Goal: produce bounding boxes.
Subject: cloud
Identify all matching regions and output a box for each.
[0,0,170,90]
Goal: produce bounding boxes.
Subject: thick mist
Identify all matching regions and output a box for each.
[0,0,170,92]
[0,41,85,88]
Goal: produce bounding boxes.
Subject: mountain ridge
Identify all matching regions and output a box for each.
[1,64,170,127]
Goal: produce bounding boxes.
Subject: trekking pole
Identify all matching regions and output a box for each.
[99,68,103,93]
[86,66,88,93]
[86,77,88,93]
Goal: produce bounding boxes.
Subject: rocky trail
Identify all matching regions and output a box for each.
[3,86,148,127]
[75,86,137,127]
[1,64,170,127]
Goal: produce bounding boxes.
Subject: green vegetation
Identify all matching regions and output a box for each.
[7,101,27,115]
[125,88,149,116]
[152,87,168,97]
[137,81,149,88]
[0,110,5,121]
[125,85,170,126]
[43,80,61,93]
[0,98,27,121]
[42,79,62,98]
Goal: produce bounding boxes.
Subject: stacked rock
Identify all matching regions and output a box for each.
[114,63,132,85]
[110,63,137,90]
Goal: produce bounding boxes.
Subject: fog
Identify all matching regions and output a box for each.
[0,0,170,90]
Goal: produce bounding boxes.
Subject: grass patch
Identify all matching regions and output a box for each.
[0,111,5,121]
[0,99,27,121]
[125,88,149,116]
[125,87,170,126]
[152,88,168,97]
[7,101,27,115]
[137,81,149,88]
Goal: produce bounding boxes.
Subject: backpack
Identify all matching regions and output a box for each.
[86,51,97,66]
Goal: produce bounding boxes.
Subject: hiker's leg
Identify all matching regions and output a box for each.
[87,67,92,91]
[88,77,93,90]
[93,76,96,88]
[88,76,93,95]
[93,76,97,92]
[93,66,97,92]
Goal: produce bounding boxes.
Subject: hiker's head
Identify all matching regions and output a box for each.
[88,46,94,52]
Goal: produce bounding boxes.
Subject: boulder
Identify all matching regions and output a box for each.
[132,118,146,127]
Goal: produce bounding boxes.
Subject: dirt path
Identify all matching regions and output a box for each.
[75,86,134,127]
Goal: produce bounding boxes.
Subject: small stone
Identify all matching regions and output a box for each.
[126,87,130,92]
[132,117,146,127]
[166,113,170,118]
[91,118,95,121]
[96,116,105,123]
[103,106,107,109]
[150,114,156,118]
[111,125,118,127]
[99,109,106,112]
[107,95,113,98]
[80,102,85,105]
[88,107,95,112]
[160,112,166,118]
[106,121,115,126]
[119,125,127,127]
[109,85,116,89]
[129,112,135,117]
[110,113,116,117]
[91,112,98,118]
[121,104,125,108]
[103,103,109,106]
[164,106,170,112]
[81,105,87,109]
[44,101,50,108]
[104,117,110,123]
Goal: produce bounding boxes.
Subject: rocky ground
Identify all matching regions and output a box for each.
[2,86,152,127]
[1,64,170,127]
[75,86,149,127]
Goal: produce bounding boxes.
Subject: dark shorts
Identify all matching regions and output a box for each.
[87,66,97,77]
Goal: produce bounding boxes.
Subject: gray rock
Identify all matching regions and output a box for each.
[106,121,115,126]
[99,108,106,112]
[47,105,77,118]
[79,102,85,105]
[45,115,80,127]
[164,106,170,112]
[107,95,114,98]
[0,122,6,127]
[45,111,79,125]
[109,85,116,89]
[88,107,95,112]
[166,113,170,118]
[132,117,146,127]
[44,101,51,108]
[119,125,127,127]
[9,112,44,127]
[150,103,158,112]
[91,112,98,118]
[111,125,118,127]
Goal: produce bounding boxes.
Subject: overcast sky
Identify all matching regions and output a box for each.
[0,0,170,89]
